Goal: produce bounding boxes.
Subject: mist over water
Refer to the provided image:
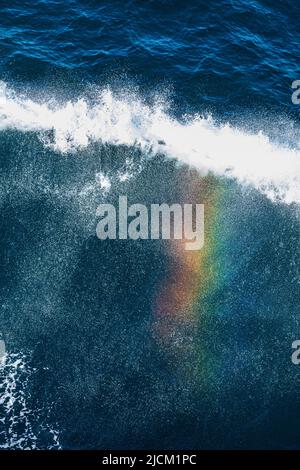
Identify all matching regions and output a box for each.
[0,0,299,450]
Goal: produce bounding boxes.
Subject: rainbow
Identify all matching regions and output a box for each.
[152,171,228,377]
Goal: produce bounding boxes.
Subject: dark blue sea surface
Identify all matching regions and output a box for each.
[0,0,299,116]
[0,0,299,450]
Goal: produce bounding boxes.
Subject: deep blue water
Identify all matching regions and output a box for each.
[0,0,300,450]
[1,0,299,117]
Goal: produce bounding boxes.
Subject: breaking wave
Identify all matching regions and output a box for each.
[0,81,299,204]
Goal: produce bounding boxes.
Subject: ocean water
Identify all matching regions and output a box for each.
[0,0,299,450]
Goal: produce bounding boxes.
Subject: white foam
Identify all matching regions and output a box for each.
[0,351,61,449]
[0,81,299,203]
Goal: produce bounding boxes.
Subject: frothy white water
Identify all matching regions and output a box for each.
[0,351,60,449]
[0,81,299,203]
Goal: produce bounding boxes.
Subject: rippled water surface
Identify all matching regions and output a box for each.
[0,0,299,450]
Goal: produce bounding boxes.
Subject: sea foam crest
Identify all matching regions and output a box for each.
[0,81,299,203]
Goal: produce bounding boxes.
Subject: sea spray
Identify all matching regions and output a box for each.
[0,82,299,204]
